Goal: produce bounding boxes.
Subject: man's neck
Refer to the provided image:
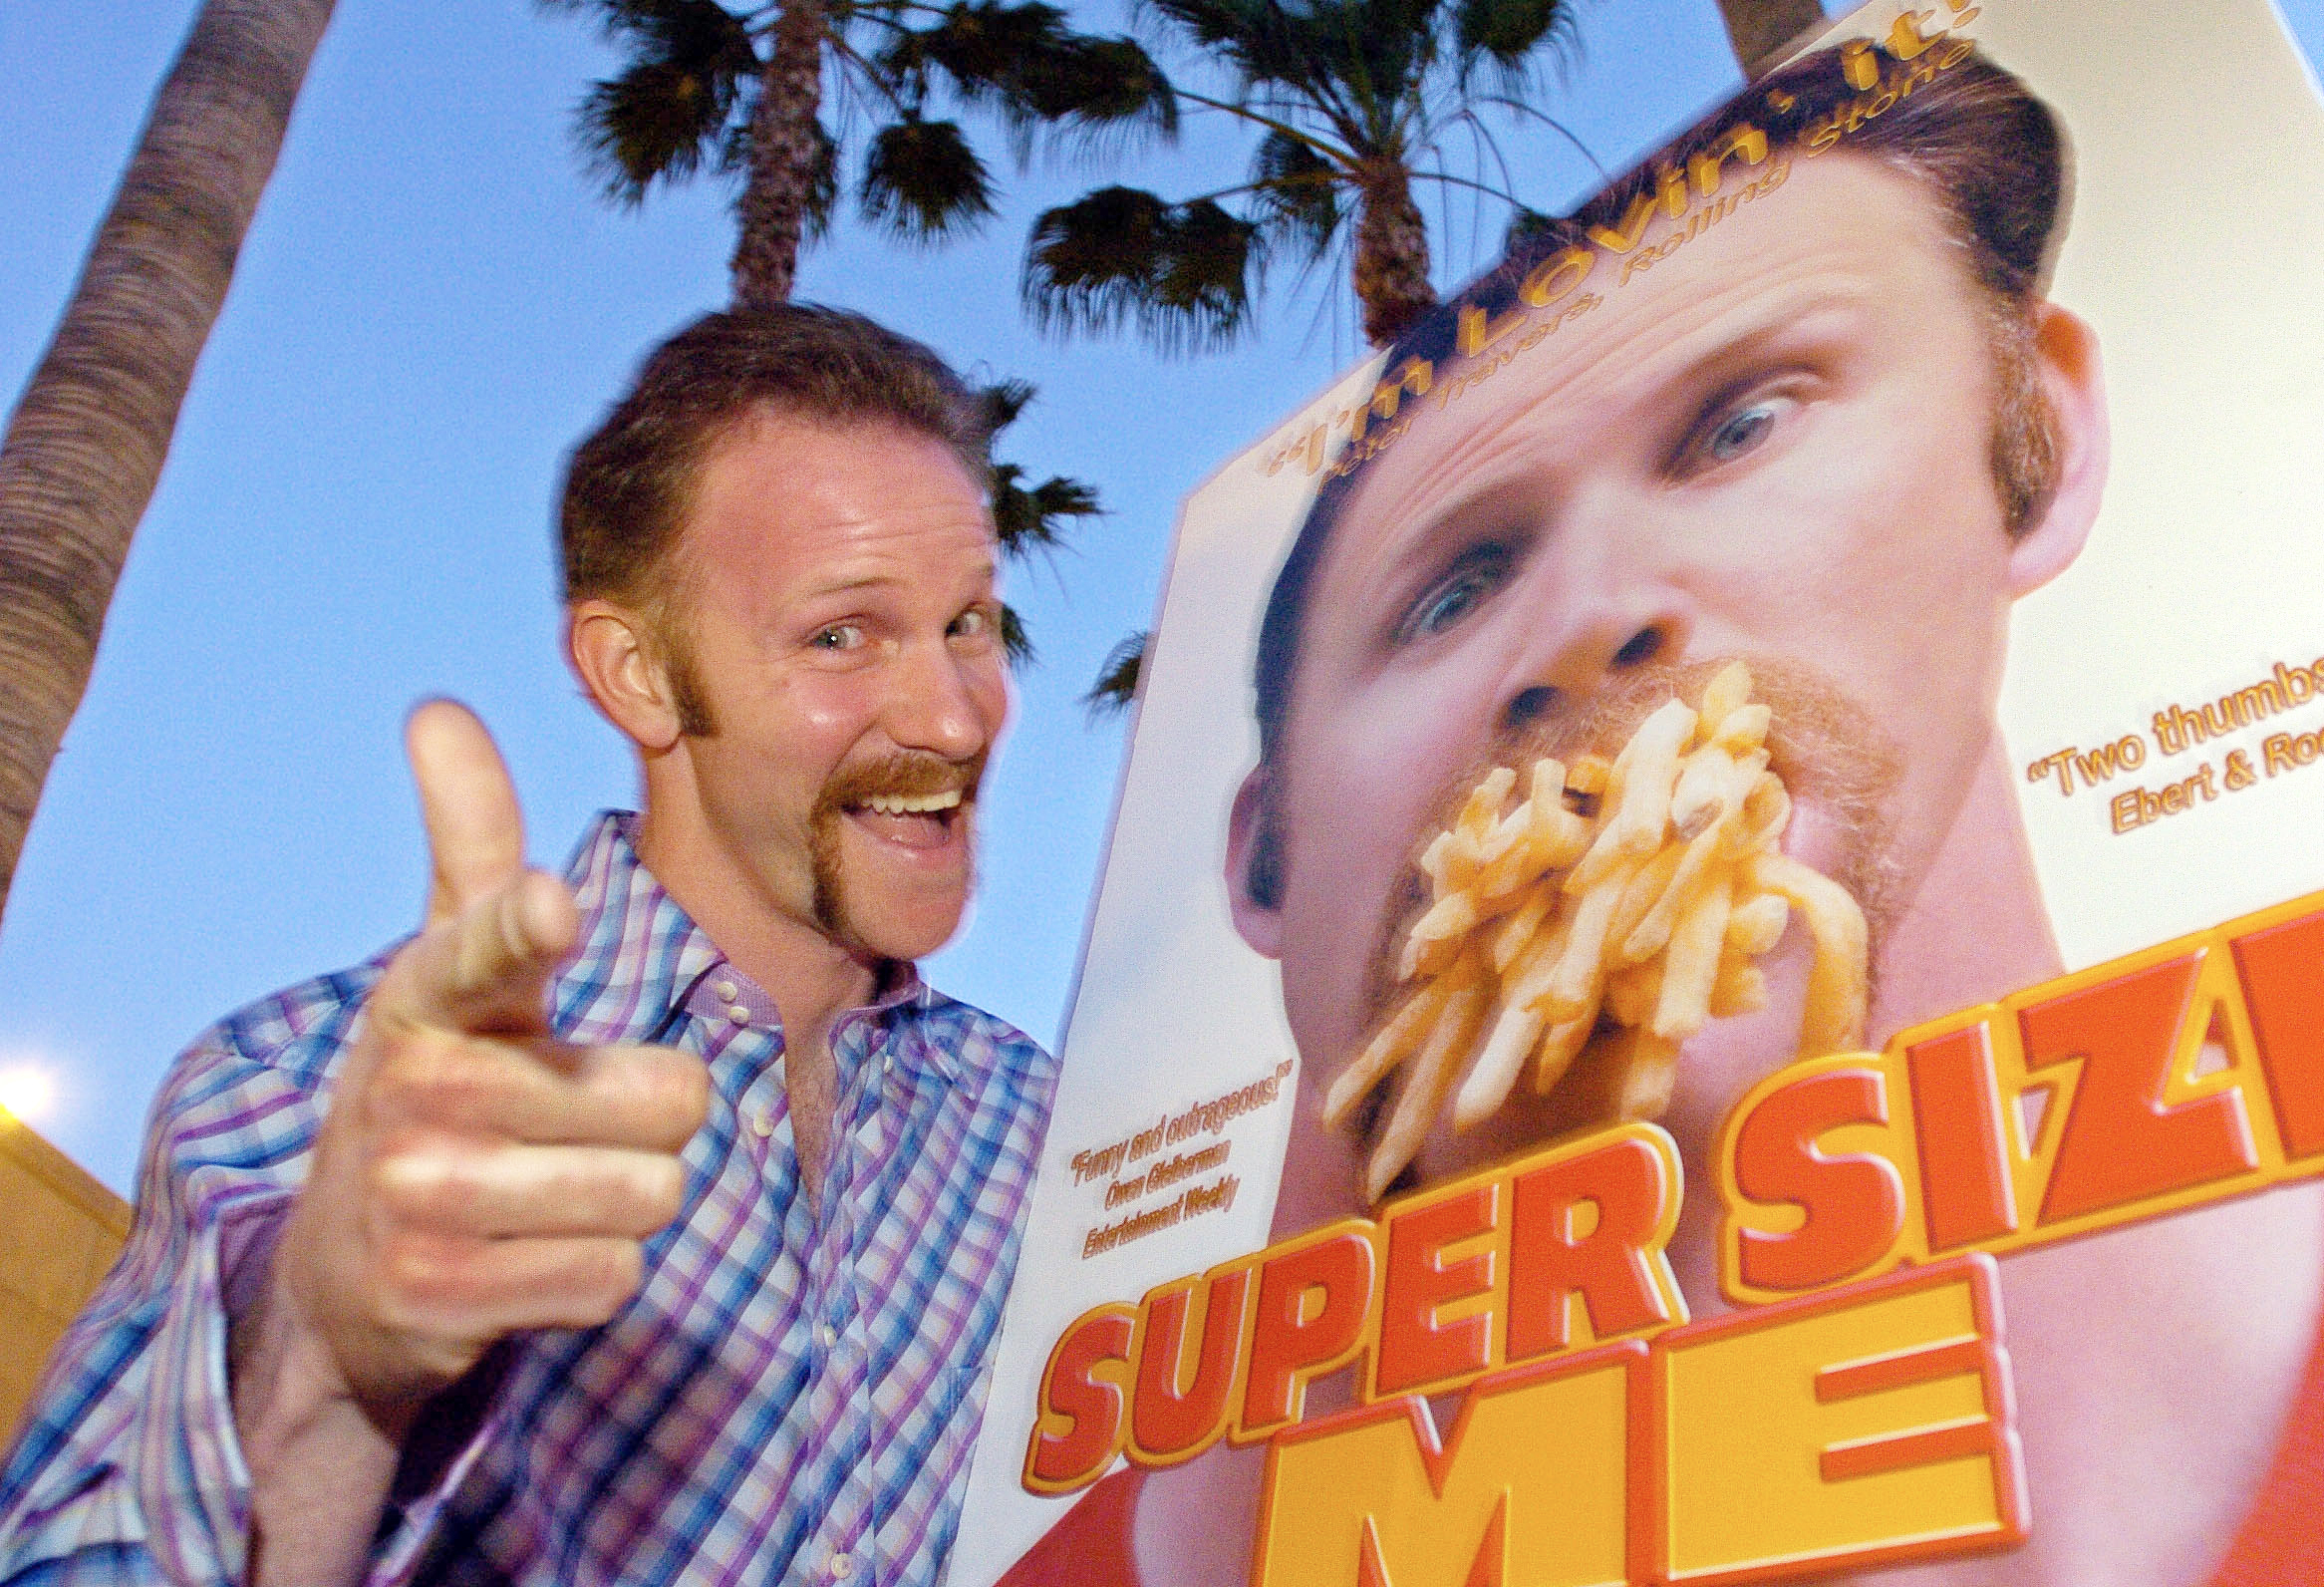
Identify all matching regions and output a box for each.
[1866,735,2066,1048]
[630,804,882,1038]
[630,796,896,1206]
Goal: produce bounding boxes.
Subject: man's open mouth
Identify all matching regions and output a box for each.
[843,788,968,850]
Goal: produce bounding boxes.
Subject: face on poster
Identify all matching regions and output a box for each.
[956,4,2324,1584]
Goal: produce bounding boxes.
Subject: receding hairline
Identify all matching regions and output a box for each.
[633,402,1000,626]
[557,303,992,618]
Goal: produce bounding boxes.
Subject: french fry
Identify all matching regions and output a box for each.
[1697,660,1754,734]
[1603,961,1663,1027]
[1710,702,1772,756]
[1534,997,1601,1096]
[1491,887,1558,973]
[1602,699,1697,856]
[1653,869,1732,1041]
[1536,857,1636,1022]
[1726,892,1790,956]
[1453,1004,1546,1128]
[1399,920,1465,982]
[1333,662,1870,1198]
[1670,745,1735,839]
[1476,807,1588,899]
[1325,978,1450,1128]
[1710,956,1769,1017]
[1370,972,1488,1198]
[1608,1027,1682,1120]
[1745,851,1870,1053]
[1618,815,1730,963]
[1405,890,1479,954]
[1456,768,1516,844]
[1732,771,1791,857]
[1605,845,1686,959]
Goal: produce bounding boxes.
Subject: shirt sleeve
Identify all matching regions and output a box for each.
[0,964,489,1587]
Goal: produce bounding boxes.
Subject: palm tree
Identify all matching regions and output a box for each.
[1023,0,1590,355]
[546,0,1175,303]
[0,0,338,925]
[546,0,1156,655]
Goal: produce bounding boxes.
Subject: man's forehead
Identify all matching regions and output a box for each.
[639,418,995,634]
[1317,152,1968,575]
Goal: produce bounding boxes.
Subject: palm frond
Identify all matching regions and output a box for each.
[1452,0,1586,93]
[991,464,1103,557]
[1011,35,1179,146]
[888,3,1177,161]
[1503,204,1558,251]
[569,0,757,202]
[858,117,997,240]
[1084,631,1149,717]
[1251,129,1342,262]
[1001,601,1036,667]
[1022,186,1262,354]
[977,377,1038,435]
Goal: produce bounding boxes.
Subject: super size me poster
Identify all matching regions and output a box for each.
[954,3,2324,1582]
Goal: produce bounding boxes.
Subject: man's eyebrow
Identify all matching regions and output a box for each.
[808,574,900,597]
[798,558,999,602]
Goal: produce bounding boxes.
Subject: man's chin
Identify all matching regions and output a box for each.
[811,808,978,962]
[821,890,971,964]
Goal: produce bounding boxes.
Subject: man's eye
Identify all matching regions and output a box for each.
[1395,545,1510,645]
[951,607,993,640]
[811,623,864,651]
[1693,394,1796,468]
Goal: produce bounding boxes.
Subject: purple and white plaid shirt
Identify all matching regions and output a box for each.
[0,813,1057,1587]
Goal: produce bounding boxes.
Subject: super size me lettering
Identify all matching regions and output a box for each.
[1022,886,2324,1584]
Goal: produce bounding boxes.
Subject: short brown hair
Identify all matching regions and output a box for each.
[559,305,991,614]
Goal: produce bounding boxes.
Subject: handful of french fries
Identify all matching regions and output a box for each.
[1324,661,1869,1200]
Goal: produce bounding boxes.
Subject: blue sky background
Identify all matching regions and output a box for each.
[2,0,2318,1193]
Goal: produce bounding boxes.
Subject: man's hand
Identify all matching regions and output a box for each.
[235,702,710,1579]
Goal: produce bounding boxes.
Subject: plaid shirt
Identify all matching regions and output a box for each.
[0,813,1057,1587]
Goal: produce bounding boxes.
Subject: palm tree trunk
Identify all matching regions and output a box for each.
[733,0,829,309]
[1714,0,1827,77]
[0,0,336,928]
[1351,162,1435,348]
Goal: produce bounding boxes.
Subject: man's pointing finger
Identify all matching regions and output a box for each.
[409,699,527,928]
[392,700,579,1034]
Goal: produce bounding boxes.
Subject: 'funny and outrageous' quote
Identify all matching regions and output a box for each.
[1064,1062,1293,1258]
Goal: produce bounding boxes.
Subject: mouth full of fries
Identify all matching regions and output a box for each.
[1322,661,1871,1201]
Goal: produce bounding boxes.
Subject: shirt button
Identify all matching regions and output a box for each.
[882,1056,894,1075]
[830,1553,854,1580]
[816,1322,838,1350]
[750,1110,774,1138]
[714,979,738,1003]
[727,1004,751,1025]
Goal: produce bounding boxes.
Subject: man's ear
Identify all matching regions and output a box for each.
[567,600,683,754]
[1225,766,1285,959]
[2007,302,2110,597]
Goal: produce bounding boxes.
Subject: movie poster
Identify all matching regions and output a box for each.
[955,3,2324,1581]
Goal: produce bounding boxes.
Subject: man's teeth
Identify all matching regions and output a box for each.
[860,791,964,816]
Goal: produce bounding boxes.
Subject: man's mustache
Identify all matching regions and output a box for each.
[812,751,986,818]
[1361,655,1904,1017]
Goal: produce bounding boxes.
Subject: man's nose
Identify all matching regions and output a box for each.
[886,639,996,760]
[1494,522,1694,736]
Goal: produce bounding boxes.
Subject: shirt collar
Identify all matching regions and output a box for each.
[549,812,961,1087]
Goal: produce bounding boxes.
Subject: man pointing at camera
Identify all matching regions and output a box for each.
[0,307,1057,1585]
